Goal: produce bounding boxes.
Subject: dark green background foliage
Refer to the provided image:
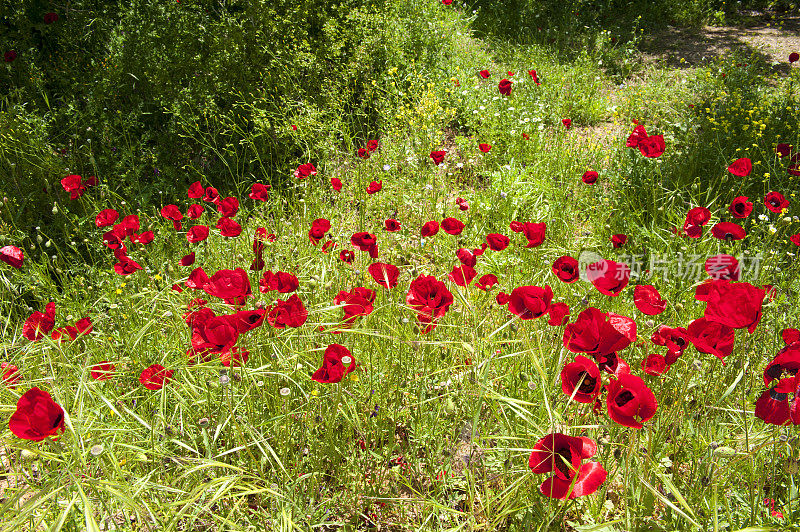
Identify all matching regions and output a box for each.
[0,0,460,232]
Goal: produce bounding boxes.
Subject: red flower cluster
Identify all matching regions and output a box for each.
[528,433,607,499]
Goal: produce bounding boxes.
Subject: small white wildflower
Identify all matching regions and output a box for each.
[90,445,104,456]
[456,162,463,168]
[758,214,769,221]
[383,164,391,172]
[341,356,352,364]
[219,375,231,385]
[279,387,291,396]
[479,105,485,110]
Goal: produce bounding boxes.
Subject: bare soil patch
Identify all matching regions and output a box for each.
[642,14,800,71]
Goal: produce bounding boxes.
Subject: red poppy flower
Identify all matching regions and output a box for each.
[633,285,666,315]
[160,204,184,231]
[561,355,602,403]
[563,307,636,356]
[528,69,540,84]
[783,328,800,346]
[186,267,210,290]
[704,280,764,333]
[508,285,553,320]
[586,260,630,297]
[406,275,454,333]
[312,344,356,383]
[776,143,792,158]
[547,302,570,326]
[728,196,753,218]
[441,217,465,235]
[351,232,379,258]
[187,225,210,243]
[1,362,21,388]
[486,233,509,251]
[756,384,792,426]
[120,215,140,236]
[791,234,800,246]
[178,253,194,267]
[687,318,735,362]
[764,191,789,213]
[90,362,116,381]
[9,387,65,441]
[562,118,572,130]
[61,174,85,200]
[552,256,579,283]
[330,178,343,191]
[727,157,752,177]
[358,148,370,159]
[131,231,154,245]
[529,432,594,479]
[43,12,58,23]
[684,208,711,236]
[790,52,799,63]
[421,221,440,237]
[139,364,174,390]
[309,218,331,245]
[204,268,252,305]
[294,163,317,179]
[95,209,119,228]
[456,197,469,211]
[521,223,546,248]
[606,374,657,428]
[259,270,299,293]
[652,326,692,364]
[188,181,205,198]
[763,346,800,387]
[448,265,477,287]
[626,125,648,147]
[368,262,400,289]
[496,292,510,305]
[202,187,220,204]
[429,151,446,165]
[4,50,17,63]
[711,222,746,241]
[113,255,142,275]
[267,294,308,328]
[442,0,453,5]
[641,354,668,376]
[192,314,240,355]
[529,433,607,500]
[0,245,24,269]
[217,197,239,218]
[334,287,376,326]
[611,234,627,248]
[704,254,740,281]
[498,78,512,95]
[339,250,355,263]
[366,139,379,152]
[366,180,382,194]
[384,219,401,232]
[475,274,498,291]
[217,217,242,237]
[582,171,598,184]
[479,143,492,153]
[479,69,490,79]
[638,135,665,158]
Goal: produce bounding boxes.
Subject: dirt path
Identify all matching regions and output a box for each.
[642,14,800,70]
